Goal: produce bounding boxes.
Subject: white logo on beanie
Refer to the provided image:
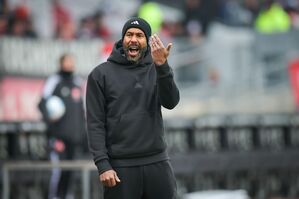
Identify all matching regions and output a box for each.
[131,20,139,25]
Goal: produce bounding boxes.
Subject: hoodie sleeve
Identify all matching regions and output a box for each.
[155,61,180,109]
[86,71,112,174]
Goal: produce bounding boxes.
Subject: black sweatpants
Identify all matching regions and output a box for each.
[104,161,177,199]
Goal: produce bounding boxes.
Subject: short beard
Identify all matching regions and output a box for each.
[123,47,147,63]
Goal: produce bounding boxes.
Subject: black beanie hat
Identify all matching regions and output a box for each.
[122,17,152,42]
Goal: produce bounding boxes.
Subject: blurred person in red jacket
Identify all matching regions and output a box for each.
[52,0,75,41]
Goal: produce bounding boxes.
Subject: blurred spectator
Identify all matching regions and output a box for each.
[138,2,163,34]
[55,20,76,41]
[77,15,96,40]
[255,0,291,33]
[183,0,202,42]
[183,0,218,42]
[160,20,185,42]
[0,0,8,14]
[76,11,111,40]
[289,9,299,29]
[217,0,254,27]
[284,0,299,29]
[208,67,220,87]
[94,11,111,40]
[0,13,8,36]
[7,4,37,38]
[244,0,260,22]
[52,0,75,40]
[38,53,86,199]
[52,0,71,32]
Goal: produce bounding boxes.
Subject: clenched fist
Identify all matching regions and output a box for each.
[99,169,121,187]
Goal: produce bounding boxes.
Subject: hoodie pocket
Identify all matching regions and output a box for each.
[107,111,166,158]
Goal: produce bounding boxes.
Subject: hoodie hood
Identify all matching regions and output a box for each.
[107,40,152,68]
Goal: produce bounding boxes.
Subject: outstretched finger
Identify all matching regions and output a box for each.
[153,34,165,48]
[166,43,173,52]
[150,37,157,51]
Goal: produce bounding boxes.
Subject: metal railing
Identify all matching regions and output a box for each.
[2,160,98,199]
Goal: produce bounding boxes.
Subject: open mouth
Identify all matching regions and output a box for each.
[128,46,140,57]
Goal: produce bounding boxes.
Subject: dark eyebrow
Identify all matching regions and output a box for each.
[126,31,145,36]
[136,32,144,36]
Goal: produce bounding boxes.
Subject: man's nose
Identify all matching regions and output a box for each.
[130,35,138,42]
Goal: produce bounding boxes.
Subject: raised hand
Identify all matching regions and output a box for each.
[150,34,172,66]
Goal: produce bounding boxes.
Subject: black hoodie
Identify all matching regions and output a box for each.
[86,40,180,174]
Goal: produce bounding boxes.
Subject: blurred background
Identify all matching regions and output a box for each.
[1,0,299,198]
